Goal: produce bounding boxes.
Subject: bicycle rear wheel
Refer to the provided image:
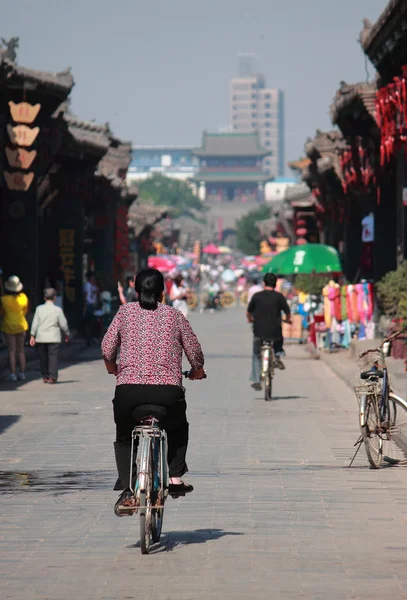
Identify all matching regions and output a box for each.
[138,438,153,554]
[264,371,272,401]
[360,395,383,468]
[151,508,164,543]
[382,393,407,465]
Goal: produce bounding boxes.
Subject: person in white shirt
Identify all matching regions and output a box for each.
[170,274,189,318]
[248,276,263,303]
[30,288,69,383]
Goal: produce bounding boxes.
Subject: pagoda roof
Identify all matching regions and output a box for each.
[192,170,269,184]
[330,81,377,127]
[2,58,74,98]
[360,0,407,57]
[192,132,270,158]
[64,113,111,155]
[284,183,314,208]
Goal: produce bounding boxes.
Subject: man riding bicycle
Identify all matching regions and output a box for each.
[246,273,291,391]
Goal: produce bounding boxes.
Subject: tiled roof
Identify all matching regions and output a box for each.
[127,200,170,236]
[330,82,377,124]
[284,183,314,207]
[305,130,347,156]
[3,58,74,96]
[288,158,311,172]
[64,113,111,153]
[360,0,405,53]
[192,132,270,157]
[192,170,269,183]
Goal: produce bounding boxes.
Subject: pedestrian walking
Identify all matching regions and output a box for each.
[30,288,69,384]
[0,275,29,381]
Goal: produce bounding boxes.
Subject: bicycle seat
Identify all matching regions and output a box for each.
[132,405,167,424]
[360,367,384,380]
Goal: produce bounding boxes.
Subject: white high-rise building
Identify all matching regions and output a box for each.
[229,54,284,178]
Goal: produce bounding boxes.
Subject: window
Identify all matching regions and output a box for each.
[252,113,256,118]
[251,93,256,99]
[265,94,271,100]
[265,141,271,147]
[265,102,270,108]
[252,122,257,128]
[252,83,256,89]
[264,131,270,137]
[251,103,256,109]
[264,112,271,118]
[265,122,271,127]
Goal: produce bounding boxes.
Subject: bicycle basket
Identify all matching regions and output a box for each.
[349,350,385,392]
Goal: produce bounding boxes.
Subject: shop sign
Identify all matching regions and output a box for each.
[361,213,374,243]
[59,229,76,303]
[8,101,41,124]
[7,124,40,147]
[5,147,37,169]
[403,187,407,207]
[4,170,34,191]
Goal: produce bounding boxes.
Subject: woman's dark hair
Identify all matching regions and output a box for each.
[264,273,277,288]
[173,274,183,286]
[125,276,133,287]
[135,268,164,310]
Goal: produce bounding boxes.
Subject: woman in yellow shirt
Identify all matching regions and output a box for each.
[1,276,29,382]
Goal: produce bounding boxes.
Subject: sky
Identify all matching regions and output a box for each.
[2,0,386,169]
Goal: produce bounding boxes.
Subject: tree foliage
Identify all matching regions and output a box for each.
[294,274,330,296]
[236,205,271,255]
[376,262,407,326]
[137,174,204,218]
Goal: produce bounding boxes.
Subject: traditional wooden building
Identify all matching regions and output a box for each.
[192,132,270,203]
[0,41,133,328]
[330,81,385,282]
[361,1,407,266]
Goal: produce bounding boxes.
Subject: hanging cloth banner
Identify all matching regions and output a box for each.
[4,171,35,191]
[5,147,37,169]
[8,101,41,124]
[7,124,40,147]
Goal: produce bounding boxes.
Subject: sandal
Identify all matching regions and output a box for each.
[168,482,194,498]
[114,488,136,517]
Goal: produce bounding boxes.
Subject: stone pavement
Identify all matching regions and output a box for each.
[2,309,407,599]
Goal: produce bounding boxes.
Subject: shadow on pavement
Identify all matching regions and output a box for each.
[255,395,307,401]
[0,414,20,435]
[129,528,244,553]
[0,469,116,493]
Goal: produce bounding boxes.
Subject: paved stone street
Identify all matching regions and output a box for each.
[2,308,407,599]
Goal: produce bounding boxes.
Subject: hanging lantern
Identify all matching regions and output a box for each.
[297,219,306,227]
[296,227,307,237]
[296,238,307,245]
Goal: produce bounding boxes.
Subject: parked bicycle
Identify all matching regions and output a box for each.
[118,370,206,554]
[352,331,407,468]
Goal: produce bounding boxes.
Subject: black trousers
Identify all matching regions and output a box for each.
[113,384,189,488]
[37,343,60,381]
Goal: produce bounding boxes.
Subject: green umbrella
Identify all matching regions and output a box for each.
[262,243,342,275]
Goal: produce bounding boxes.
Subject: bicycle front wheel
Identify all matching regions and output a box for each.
[360,395,383,468]
[382,393,407,465]
[139,491,152,554]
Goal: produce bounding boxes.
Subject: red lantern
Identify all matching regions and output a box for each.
[296,238,307,245]
[296,227,307,236]
[297,219,306,227]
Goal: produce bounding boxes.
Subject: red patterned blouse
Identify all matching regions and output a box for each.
[101,302,204,386]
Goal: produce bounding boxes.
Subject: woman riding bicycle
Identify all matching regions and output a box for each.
[101,268,205,516]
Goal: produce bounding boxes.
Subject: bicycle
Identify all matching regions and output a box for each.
[260,340,275,401]
[125,371,206,554]
[352,331,407,468]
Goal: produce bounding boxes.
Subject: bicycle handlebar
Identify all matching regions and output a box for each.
[359,330,402,358]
